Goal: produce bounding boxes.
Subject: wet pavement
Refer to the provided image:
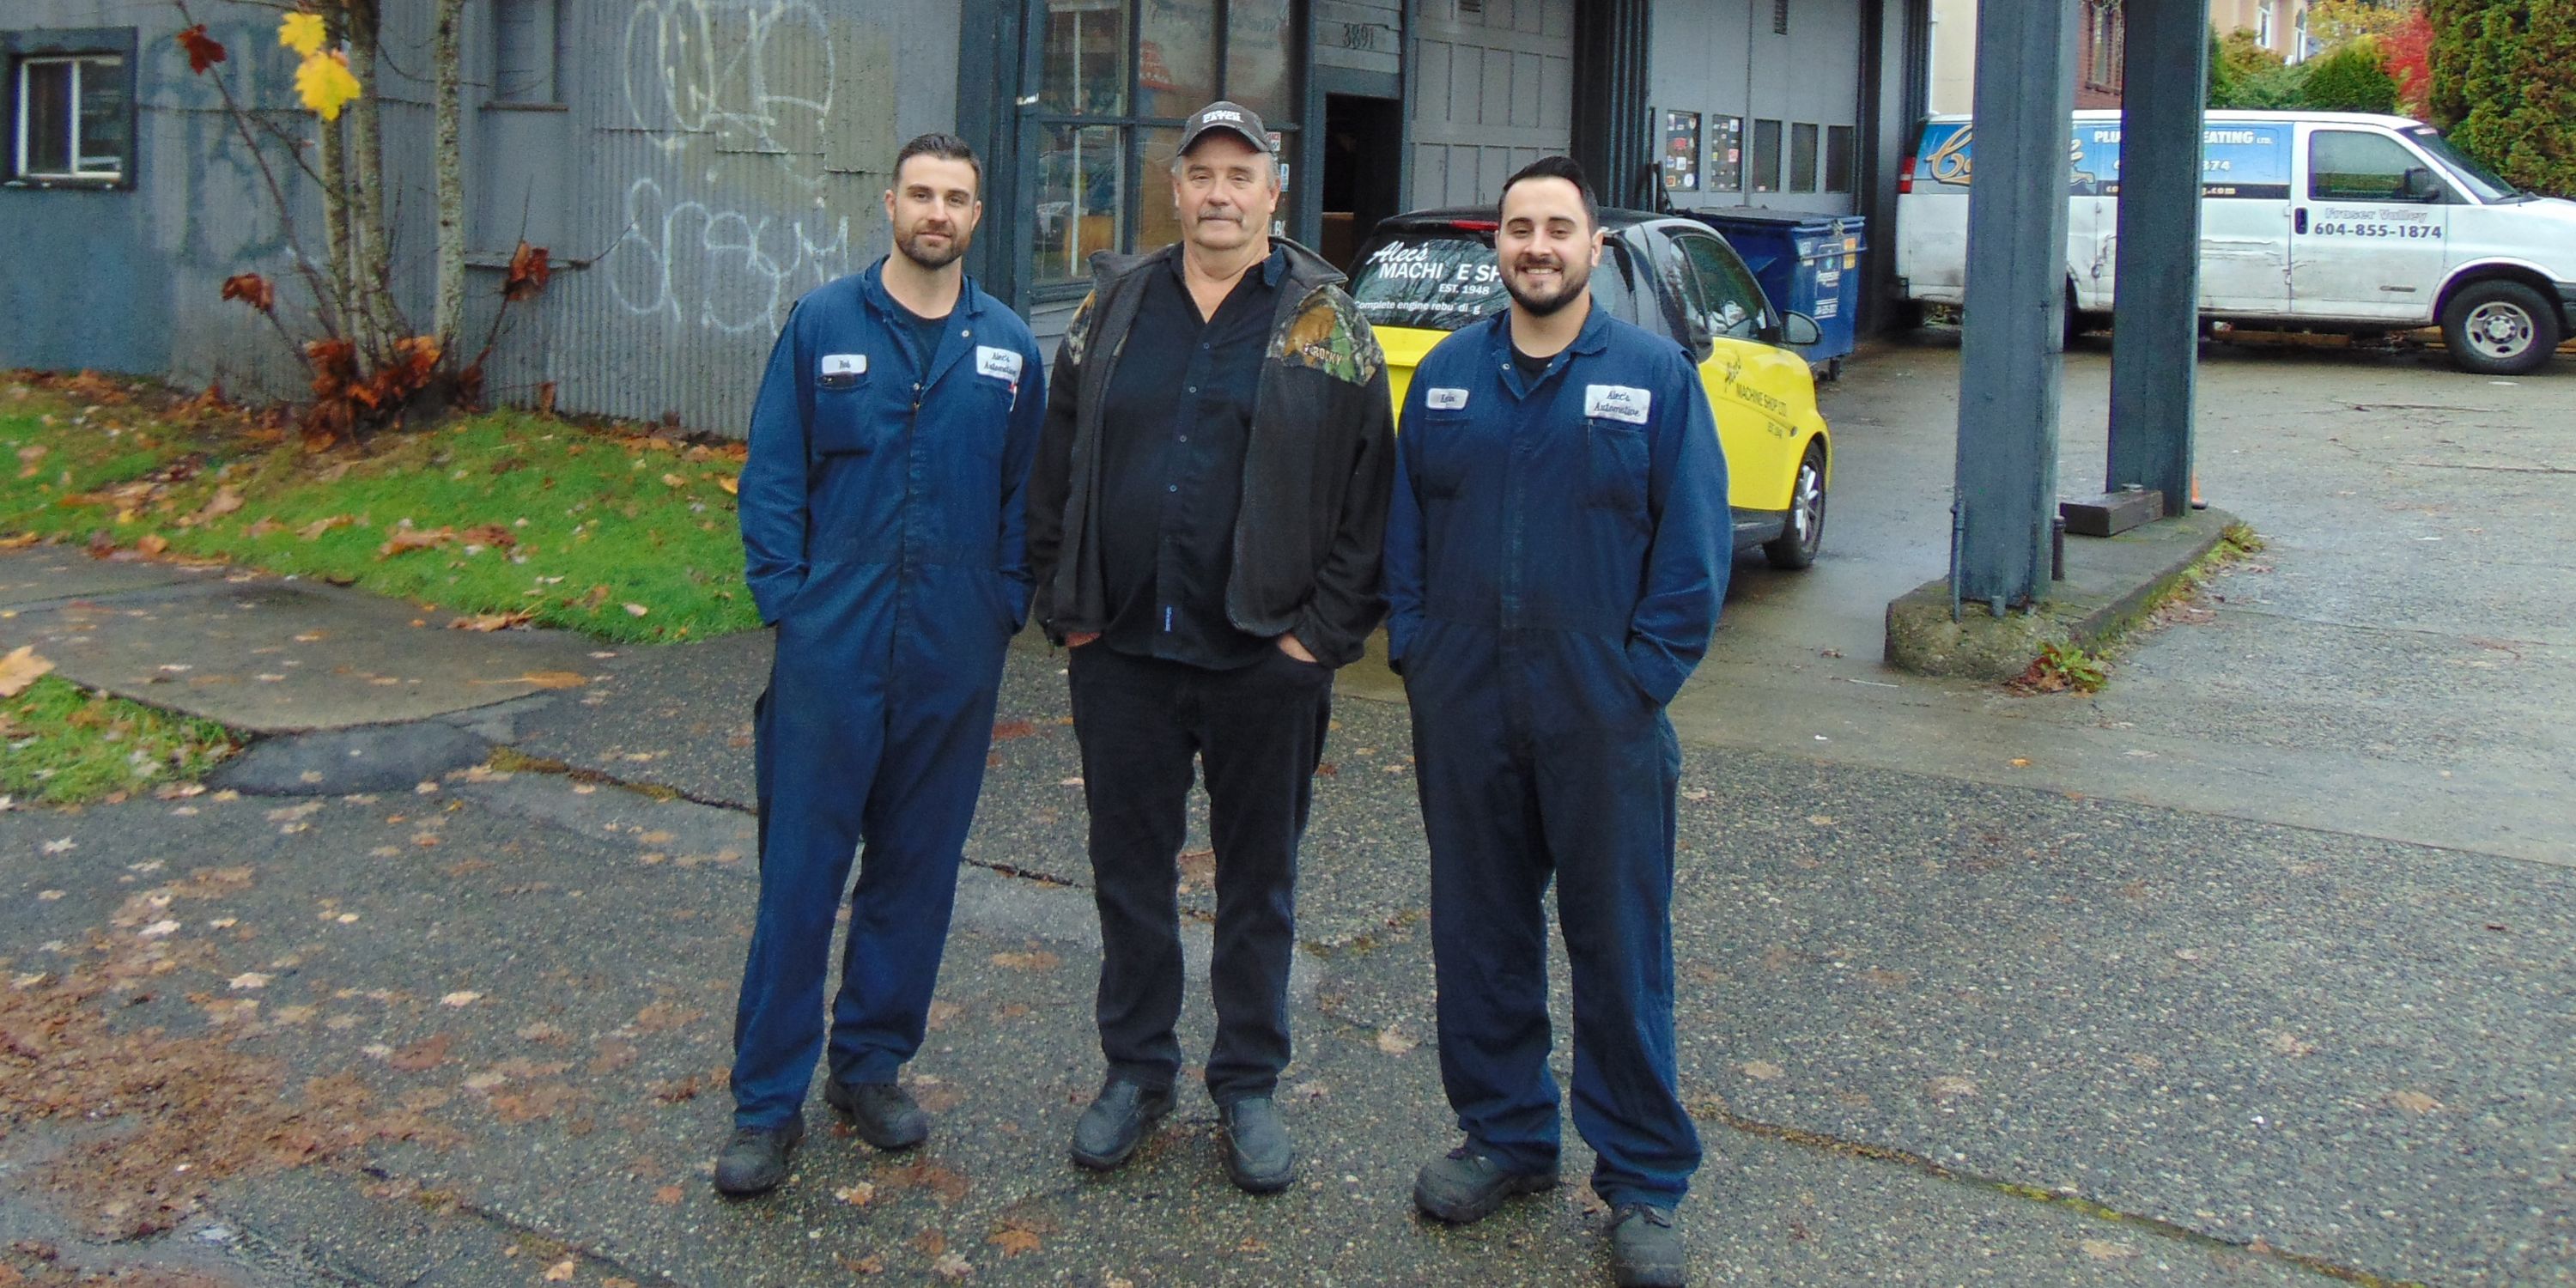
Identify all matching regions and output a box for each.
[1,334,2570,1285]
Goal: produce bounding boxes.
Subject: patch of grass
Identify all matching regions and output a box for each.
[2220,519,2266,556]
[1,374,759,642]
[0,675,240,805]
[2013,641,2109,695]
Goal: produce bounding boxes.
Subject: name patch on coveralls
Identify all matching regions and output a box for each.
[819,354,867,386]
[1425,387,1469,410]
[1583,384,1651,424]
[975,346,1024,382]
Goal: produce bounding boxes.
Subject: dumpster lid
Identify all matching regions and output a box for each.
[1680,205,1857,231]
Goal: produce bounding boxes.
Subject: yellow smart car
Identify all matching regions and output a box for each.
[1348,209,1834,568]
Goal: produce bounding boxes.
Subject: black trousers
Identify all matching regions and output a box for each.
[1066,643,1333,1105]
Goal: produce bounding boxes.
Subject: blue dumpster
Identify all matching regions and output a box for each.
[1686,208,1866,379]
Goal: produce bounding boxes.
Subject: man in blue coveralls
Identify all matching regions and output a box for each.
[717,134,1046,1197]
[1385,156,1726,1287]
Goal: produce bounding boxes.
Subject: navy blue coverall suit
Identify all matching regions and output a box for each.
[731,261,1045,1131]
[1383,303,1727,1211]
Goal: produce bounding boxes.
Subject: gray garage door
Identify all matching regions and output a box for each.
[1408,0,1574,210]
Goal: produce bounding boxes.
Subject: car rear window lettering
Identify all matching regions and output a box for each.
[1350,229,1637,332]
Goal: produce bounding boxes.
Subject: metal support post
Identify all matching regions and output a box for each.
[2105,0,2210,513]
[1952,0,2076,611]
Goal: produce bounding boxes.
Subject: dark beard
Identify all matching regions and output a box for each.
[1504,261,1589,317]
[896,228,968,270]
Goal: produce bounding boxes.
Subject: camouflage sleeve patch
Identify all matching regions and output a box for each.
[1062,291,1098,368]
[1274,289,1384,386]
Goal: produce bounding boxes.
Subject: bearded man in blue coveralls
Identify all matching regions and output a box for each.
[716,134,1047,1197]
[1384,156,1726,1288]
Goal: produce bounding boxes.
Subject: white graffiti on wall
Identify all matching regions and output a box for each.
[605,178,855,336]
[607,0,860,336]
[622,0,835,154]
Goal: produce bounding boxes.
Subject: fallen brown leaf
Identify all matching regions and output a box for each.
[447,611,533,632]
[136,533,170,556]
[0,646,55,698]
[1375,1027,1418,1055]
[379,526,454,558]
[988,951,1060,972]
[387,1033,452,1072]
[544,1259,575,1281]
[512,671,589,690]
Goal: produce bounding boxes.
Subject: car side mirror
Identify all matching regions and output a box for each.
[1781,312,1824,347]
[2402,166,2444,204]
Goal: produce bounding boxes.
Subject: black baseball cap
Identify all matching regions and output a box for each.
[1178,100,1273,157]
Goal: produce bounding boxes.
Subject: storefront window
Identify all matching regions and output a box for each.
[1224,0,1296,120]
[1041,0,1128,115]
[1709,115,1744,193]
[1140,0,1218,118]
[1662,110,1701,192]
[1031,0,1302,288]
[1826,125,1855,193]
[1789,122,1820,191]
[1753,118,1782,193]
[1034,125,1127,284]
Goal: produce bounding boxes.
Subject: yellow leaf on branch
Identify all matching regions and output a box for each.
[278,12,328,57]
[295,50,362,121]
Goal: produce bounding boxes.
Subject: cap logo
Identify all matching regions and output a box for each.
[1204,109,1243,123]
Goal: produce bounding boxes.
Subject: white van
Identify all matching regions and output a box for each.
[1894,109,2576,374]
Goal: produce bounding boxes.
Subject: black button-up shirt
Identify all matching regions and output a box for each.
[1095,246,1285,669]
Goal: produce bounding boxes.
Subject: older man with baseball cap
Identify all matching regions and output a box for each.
[1027,100,1394,1194]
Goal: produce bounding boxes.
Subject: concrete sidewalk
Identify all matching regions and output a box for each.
[0,550,2568,1285]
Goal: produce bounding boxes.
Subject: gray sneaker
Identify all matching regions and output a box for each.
[1609,1203,1686,1288]
[824,1078,928,1150]
[1413,1144,1560,1224]
[712,1119,805,1196]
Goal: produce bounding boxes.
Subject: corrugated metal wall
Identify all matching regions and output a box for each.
[4,0,959,438]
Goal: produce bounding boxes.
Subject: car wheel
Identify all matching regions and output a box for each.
[2441,280,2561,376]
[1763,440,1828,571]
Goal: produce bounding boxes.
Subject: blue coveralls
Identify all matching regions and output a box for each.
[731,261,1045,1131]
[1383,304,1727,1211]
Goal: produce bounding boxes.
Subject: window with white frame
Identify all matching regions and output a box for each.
[10,50,128,184]
[2256,2,2275,50]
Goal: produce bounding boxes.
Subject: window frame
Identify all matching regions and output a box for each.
[490,0,562,107]
[3,27,137,191]
[1751,118,1783,194]
[1026,0,1302,298]
[1665,227,1774,343]
[1707,113,1744,194]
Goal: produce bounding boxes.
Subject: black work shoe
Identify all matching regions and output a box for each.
[712,1119,805,1196]
[1609,1203,1686,1288]
[1218,1097,1297,1194]
[1412,1144,1560,1224]
[1069,1078,1175,1171]
[824,1078,929,1151]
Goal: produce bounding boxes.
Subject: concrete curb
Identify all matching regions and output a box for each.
[1884,508,2239,681]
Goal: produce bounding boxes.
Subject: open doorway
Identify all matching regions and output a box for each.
[1321,94,1405,272]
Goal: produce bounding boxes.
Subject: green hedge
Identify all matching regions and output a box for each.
[2428,0,2576,197]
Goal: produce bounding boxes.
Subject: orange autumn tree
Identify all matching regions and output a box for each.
[173,3,548,445]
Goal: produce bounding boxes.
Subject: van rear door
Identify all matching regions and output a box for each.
[2288,124,2452,324]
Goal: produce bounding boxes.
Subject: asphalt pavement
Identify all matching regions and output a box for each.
[1,333,2569,1286]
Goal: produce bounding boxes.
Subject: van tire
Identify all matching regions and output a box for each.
[2440,280,2561,376]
